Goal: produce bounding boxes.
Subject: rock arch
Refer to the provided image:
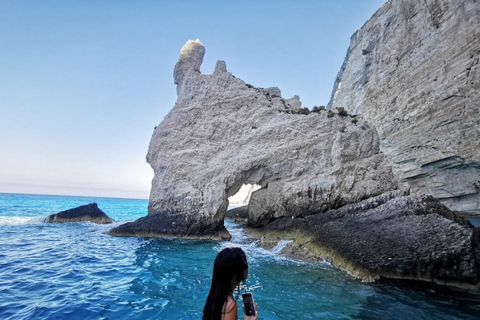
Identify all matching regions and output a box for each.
[110,40,398,240]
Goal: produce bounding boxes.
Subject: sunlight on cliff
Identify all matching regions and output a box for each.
[228,183,261,206]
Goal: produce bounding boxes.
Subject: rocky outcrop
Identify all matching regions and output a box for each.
[109,39,398,239]
[328,0,480,215]
[45,203,113,224]
[253,191,480,289]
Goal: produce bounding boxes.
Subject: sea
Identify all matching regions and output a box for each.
[0,193,479,320]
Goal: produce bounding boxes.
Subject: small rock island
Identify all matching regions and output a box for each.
[45,203,113,224]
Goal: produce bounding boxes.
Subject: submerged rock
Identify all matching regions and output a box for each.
[328,0,480,215]
[256,192,480,289]
[45,203,113,224]
[110,39,398,239]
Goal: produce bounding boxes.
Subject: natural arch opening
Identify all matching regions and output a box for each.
[228,183,261,206]
[225,183,261,223]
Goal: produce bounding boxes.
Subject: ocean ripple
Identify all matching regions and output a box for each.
[0,194,479,319]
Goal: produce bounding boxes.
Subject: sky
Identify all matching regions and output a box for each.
[0,0,386,199]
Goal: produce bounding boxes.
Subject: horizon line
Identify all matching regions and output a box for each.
[0,191,149,201]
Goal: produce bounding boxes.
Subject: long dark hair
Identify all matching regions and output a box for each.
[202,247,248,320]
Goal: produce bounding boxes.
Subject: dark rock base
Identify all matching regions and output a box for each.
[109,214,231,241]
[246,192,480,289]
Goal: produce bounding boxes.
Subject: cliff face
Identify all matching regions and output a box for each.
[110,40,398,239]
[328,0,480,215]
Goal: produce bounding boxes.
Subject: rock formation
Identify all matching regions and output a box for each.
[45,203,113,224]
[109,39,398,239]
[255,191,480,289]
[328,0,480,215]
[108,38,480,288]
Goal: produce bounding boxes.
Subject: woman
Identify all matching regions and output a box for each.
[203,247,259,320]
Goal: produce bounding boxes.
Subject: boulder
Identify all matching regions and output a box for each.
[261,191,480,289]
[45,203,113,224]
[109,39,398,239]
[328,0,480,215]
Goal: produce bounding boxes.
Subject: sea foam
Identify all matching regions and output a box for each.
[0,216,45,226]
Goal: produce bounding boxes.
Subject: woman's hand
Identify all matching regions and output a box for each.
[243,303,258,320]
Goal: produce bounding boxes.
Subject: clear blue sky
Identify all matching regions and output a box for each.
[0,0,386,199]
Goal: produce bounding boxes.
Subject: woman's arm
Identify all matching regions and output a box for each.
[222,298,259,320]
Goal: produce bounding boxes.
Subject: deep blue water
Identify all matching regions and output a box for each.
[0,193,479,320]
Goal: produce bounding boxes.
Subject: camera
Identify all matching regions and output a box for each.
[242,292,255,316]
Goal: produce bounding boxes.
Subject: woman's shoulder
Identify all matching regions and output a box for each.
[222,295,237,316]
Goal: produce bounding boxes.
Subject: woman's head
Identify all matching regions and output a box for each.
[213,247,248,289]
[203,247,249,320]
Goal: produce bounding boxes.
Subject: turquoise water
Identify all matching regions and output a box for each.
[0,193,479,319]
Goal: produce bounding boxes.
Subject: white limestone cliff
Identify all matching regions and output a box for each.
[110,40,398,239]
[328,0,480,215]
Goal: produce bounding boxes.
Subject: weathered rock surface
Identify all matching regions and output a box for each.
[328,0,480,215]
[45,203,113,224]
[257,191,480,289]
[109,39,398,239]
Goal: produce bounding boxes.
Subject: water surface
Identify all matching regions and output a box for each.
[0,193,479,319]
